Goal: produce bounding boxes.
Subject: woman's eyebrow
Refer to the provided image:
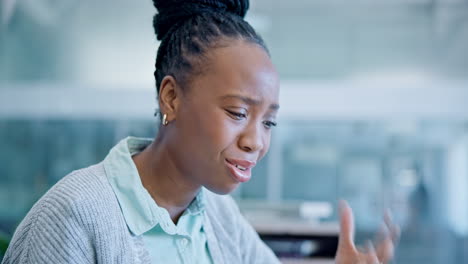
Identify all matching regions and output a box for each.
[219,94,280,110]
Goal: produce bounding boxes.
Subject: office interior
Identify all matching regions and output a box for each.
[1,0,468,263]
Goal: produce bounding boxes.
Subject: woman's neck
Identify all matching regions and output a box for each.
[132,136,201,224]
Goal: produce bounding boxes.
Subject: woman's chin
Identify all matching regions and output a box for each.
[206,182,240,195]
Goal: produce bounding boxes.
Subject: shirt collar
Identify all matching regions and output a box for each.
[103,136,205,236]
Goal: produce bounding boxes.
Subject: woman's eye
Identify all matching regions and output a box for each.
[263,120,277,129]
[227,110,246,120]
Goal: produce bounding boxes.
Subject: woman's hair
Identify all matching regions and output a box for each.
[152,0,269,94]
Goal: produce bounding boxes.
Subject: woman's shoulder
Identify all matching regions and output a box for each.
[40,162,117,213]
[3,163,128,263]
[22,162,123,229]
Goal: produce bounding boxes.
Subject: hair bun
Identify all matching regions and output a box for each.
[152,0,250,40]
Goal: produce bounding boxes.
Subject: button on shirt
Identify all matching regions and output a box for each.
[103,136,213,264]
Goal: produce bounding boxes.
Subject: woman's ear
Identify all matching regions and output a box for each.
[158,76,181,123]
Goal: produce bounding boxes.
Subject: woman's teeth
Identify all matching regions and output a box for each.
[235,164,247,171]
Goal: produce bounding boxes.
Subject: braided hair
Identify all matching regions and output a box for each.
[152,0,269,96]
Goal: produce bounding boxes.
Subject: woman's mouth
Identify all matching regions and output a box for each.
[225,158,255,183]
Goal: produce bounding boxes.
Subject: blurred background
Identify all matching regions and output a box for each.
[1,0,468,263]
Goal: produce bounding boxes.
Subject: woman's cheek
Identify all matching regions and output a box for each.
[259,133,271,159]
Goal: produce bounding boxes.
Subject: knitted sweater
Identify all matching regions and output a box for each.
[2,162,279,264]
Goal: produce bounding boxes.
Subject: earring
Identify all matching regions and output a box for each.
[162,114,169,126]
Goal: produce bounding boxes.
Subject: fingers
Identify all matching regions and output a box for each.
[384,210,401,244]
[376,233,394,263]
[336,203,400,264]
[376,209,401,263]
[338,200,356,252]
[364,240,380,264]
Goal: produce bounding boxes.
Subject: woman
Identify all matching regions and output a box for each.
[2,0,398,263]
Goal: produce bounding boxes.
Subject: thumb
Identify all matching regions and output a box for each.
[338,200,356,252]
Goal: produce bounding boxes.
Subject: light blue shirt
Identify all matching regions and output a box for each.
[104,136,213,264]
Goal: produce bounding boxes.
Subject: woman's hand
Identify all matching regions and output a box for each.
[335,200,400,264]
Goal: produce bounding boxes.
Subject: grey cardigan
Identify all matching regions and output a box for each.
[2,162,279,264]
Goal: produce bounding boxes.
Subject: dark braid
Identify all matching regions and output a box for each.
[152,0,269,95]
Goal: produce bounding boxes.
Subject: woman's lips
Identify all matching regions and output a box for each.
[225,158,255,183]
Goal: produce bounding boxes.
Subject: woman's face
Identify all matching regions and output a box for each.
[166,40,280,195]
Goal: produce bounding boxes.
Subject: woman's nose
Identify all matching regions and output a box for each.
[238,123,264,153]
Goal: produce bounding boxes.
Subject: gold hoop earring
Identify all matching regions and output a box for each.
[162,114,169,126]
